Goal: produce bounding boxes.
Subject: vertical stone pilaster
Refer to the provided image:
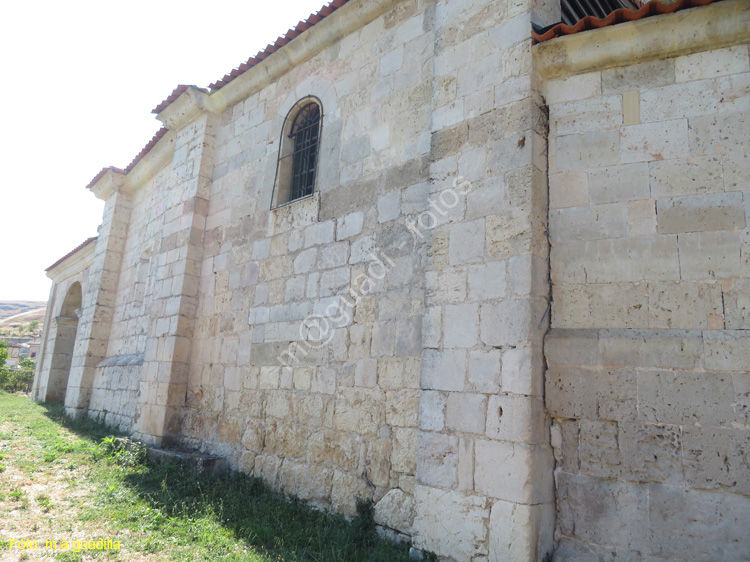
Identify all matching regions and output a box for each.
[412,0,555,559]
[134,111,217,445]
[65,184,132,417]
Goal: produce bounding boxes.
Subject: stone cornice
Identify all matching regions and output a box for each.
[155,86,217,130]
[89,168,126,200]
[533,0,750,79]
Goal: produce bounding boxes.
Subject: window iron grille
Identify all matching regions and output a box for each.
[278,102,321,202]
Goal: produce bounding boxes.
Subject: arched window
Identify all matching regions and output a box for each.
[272,98,322,207]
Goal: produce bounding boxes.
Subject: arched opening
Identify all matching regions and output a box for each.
[272,97,323,208]
[45,282,82,402]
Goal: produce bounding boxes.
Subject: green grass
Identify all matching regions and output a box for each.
[0,393,426,561]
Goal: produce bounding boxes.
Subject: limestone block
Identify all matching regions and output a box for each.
[724,279,750,329]
[501,346,544,397]
[648,484,750,560]
[307,429,359,472]
[486,394,546,444]
[480,298,546,348]
[551,236,680,284]
[556,473,648,551]
[641,80,720,122]
[422,306,441,349]
[544,72,600,104]
[474,440,553,504]
[458,146,487,183]
[546,366,637,421]
[488,499,555,562]
[550,419,579,474]
[675,45,750,82]
[468,260,507,301]
[678,231,741,280]
[330,470,373,517]
[336,211,364,240]
[637,369,735,427]
[412,485,489,561]
[444,303,479,348]
[555,130,619,171]
[599,329,703,369]
[350,234,376,264]
[280,460,332,504]
[551,95,622,136]
[303,221,335,249]
[421,349,466,392]
[649,155,724,198]
[319,242,349,269]
[378,190,401,223]
[354,358,377,388]
[588,162,649,204]
[549,171,589,209]
[293,248,317,274]
[620,421,683,485]
[549,203,626,242]
[449,219,485,265]
[254,454,283,490]
[648,281,724,329]
[386,389,419,427]
[656,192,745,234]
[416,432,458,488]
[311,367,336,394]
[704,330,750,371]
[621,119,689,163]
[722,151,750,192]
[544,329,598,366]
[419,390,446,431]
[374,489,415,535]
[601,59,675,94]
[688,111,749,157]
[468,349,502,393]
[333,388,381,435]
[392,427,418,474]
[626,198,657,237]
[445,393,487,434]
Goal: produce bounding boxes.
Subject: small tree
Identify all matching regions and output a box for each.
[19,357,36,370]
[29,320,39,332]
[0,341,8,366]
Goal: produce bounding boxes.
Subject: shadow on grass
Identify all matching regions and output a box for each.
[39,401,425,562]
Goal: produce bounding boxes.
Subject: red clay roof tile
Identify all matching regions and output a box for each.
[533,0,720,42]
[45,237,98,271]
[208,0,351,90]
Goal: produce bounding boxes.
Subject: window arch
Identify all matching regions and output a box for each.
[272,97,323,208]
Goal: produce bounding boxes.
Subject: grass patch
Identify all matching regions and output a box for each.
[0,393,425,561]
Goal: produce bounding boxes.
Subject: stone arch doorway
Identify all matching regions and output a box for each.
[45,282,82,402]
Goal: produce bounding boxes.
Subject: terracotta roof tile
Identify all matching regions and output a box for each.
[533,0,720,42]
[124,127,169,172]
[45,237,98,272]
[208,0,351,91]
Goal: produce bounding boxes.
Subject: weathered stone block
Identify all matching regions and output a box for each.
[648,281,724,329]
[648,484,750,560]
[678,231,741,280]
[488,499,555,562]
[556,473,649,551]
[598,329,703,369]
[601,59,675,94]
[656,192,745,234]
[588,162,649,204]
[486,394,546,444]
[416,432,458,488]
[675,45,750,82]
[620,119,688,163]
[704,330,750,371]
[444,303,479,348]
[649,155,724,198]
[449,219,485,265]
[374,489,415,535]
[555,130,620,171]
[445,392,487,434]
[421,349,466,391]
[549,203,627,242]
[412,485,489,561]
[474,440,553,504]
[637,370,735,427]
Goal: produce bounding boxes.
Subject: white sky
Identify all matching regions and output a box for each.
[0,0,330,301]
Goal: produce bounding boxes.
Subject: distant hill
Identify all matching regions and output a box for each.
[0,301,47,322]
[0,302,47,340]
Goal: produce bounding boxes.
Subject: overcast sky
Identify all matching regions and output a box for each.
[0,0,329,301]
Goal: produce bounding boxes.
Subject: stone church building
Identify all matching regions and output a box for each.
[33,0,749,559]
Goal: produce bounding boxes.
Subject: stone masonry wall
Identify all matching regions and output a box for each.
[87,165,173,432]
[544,45,750,561]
